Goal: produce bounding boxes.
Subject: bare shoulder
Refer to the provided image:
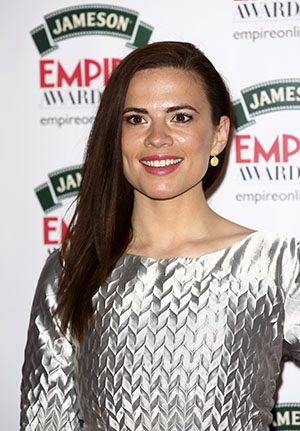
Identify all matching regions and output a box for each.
[219,219,255,242]
[194,217,257,257]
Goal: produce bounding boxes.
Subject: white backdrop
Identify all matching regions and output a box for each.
[1,1,300,429]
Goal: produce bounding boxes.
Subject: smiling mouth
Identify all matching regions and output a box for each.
[140,158,183,167]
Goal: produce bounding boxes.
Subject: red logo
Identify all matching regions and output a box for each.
[235,134,300,163]
[40,58,121,88]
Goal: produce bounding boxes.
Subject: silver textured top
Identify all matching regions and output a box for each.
[20,231,300,431]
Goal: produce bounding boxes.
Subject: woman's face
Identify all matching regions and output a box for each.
[121,67,229,201]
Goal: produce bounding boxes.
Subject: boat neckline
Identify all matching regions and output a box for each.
[124,230,265,262]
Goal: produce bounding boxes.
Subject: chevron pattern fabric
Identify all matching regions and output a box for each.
[21,231,300,430]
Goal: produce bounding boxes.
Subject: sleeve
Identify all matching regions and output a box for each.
[20,251,83,430]
[283,239,300,362]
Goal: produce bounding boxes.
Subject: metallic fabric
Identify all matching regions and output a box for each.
[21,231,300,431]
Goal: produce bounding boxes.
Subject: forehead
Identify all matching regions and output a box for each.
[125,67,209,105]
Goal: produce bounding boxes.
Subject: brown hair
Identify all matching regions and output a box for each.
[54,41,234,340]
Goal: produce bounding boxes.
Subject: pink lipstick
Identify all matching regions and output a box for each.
[139,154,183,175]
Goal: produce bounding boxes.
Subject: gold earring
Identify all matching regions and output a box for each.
[210,150,219,167]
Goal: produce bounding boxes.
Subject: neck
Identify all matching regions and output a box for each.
[129,184,219,255]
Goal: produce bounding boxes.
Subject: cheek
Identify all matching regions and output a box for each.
[121,145,139,183]
[121,146,137,171]
[122,160,134,188]
[121,132,132,160]
[186,136,211,157]
[121,128,141,156]
[121,125,133,151]
[120,130,127,154]
[177,126,213,149]
[121,151,132,178]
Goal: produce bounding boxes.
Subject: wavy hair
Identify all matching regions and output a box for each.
[54,41,234,340]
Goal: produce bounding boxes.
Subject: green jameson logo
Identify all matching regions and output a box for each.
[31,4,153,56]
[35,166,82,213]
[234,79,300,131]
[272,404,300,430]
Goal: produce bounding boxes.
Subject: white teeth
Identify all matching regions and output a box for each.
[141,158,183,167]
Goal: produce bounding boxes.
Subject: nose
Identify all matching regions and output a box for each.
[144,121,173,148]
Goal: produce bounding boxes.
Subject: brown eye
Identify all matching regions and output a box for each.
[125,115,146,125]
[173,113,192,123]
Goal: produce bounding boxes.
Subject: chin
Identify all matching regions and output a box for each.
[138,186,185,201]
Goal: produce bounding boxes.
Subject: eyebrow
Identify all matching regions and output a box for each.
[123,107,148,114]
[167,105,199,113]
[123,104,199,115]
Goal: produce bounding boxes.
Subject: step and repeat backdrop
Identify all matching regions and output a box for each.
[1,0,300,429]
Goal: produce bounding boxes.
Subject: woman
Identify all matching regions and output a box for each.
[21,42,300,431]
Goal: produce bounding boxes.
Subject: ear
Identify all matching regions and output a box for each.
[210,115,230,156]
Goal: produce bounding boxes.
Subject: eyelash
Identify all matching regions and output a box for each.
[123,112,193,125]
[124,115,146,125]
[172,113,193,123]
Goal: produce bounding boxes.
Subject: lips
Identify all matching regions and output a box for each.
[141,154,183,161]
[139,154,183,175]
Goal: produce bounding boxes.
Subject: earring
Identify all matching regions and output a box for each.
[210,150,219,167]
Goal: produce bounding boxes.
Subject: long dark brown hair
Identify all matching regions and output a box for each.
[54,41,234,340]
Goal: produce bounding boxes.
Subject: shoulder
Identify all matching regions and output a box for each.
[217,231,300,299]
[31,249,62,313]
[212,221,298,260]
[39,249,62,283]
[242,230,299,259]
[221,230,299,274]
[243,231,300,283]
[251,230,299,253]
